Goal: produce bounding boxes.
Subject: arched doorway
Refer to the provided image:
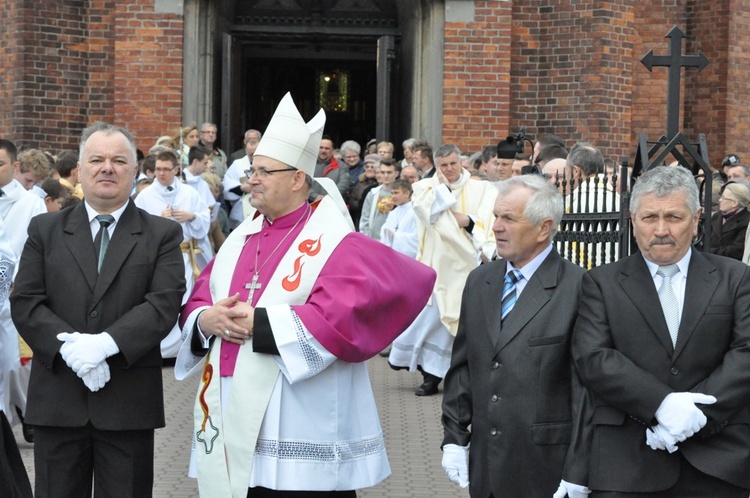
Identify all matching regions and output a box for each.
[221,0,400,152]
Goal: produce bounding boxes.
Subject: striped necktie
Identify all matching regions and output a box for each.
[656,264,680,347]
[501,269,523,322]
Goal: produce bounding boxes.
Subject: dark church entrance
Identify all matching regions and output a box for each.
[220,0,400,153]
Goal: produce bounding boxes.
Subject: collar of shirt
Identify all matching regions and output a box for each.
[156,179,179,193]
[262,202,308,229]
[84,200,129,241]
[505,243,554,298]
[1,179,20,198]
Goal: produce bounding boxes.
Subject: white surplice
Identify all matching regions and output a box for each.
[222,155,252,228]
[135,179,210,357]
[0,179,46,423]
[379,201,418,258]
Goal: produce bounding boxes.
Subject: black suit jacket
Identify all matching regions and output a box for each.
[442,250,588,497]
[710,208,750,260]
[10,202,185,430]
[572,250,750,492]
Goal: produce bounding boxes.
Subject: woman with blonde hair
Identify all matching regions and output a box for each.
[713,180,750,260]
[173,125,199,168]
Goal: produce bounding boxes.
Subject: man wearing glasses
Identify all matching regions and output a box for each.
[198,122,228,178]
[176,93,435,497]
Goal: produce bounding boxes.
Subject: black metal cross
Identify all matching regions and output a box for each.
[641,26,709,140]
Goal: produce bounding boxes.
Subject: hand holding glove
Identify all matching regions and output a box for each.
[655,392,716,440]
[81,361,111,392]
[645,424,679,453]
[553,480,590,498]
[57,332,119,376]
[442,444,469,488]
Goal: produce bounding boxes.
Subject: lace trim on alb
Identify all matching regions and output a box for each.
[291,309,324,375]
[0,256,14,302]
[254,434,385,462]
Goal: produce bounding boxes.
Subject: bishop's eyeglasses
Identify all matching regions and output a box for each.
[245,166,298,179]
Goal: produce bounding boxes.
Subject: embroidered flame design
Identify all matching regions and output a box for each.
[282,236,323,291]
[299,236,322,256]
[282,256,305,291]
[198,363,213,431]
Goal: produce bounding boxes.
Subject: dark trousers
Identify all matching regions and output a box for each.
[247,488,356,498]
[0,411,32,498]
[590,453,748,498]
[34,424,154,498]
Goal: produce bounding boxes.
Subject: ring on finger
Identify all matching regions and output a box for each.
[224,329,231,338]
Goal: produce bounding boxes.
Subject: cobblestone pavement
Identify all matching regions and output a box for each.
[15,356,469,497]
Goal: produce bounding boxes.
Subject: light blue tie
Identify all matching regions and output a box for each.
[501,269,523,322]
[657,264,680,348]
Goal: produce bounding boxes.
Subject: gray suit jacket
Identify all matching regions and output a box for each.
[10,202,185,430]
[572,250,750,492]
[442,249,587,497]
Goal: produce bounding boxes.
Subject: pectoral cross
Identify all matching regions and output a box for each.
[245,274,262,303]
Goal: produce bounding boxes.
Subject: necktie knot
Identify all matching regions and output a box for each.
[506,269,523,285]
[501,269,523,323]
[96,214,114,229]
[657,264,679,279]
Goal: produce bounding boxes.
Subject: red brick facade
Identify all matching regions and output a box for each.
[0,0,182,153]
[0,1,746,166]
[445,1,745,166]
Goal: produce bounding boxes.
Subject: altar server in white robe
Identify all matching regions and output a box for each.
[135,149,210,357]
[389,143,498,396]
[183,145,217,259]
[379,178,418,258]
[0,139,46,426]
[223,130,262,229]
[176,92,436,498]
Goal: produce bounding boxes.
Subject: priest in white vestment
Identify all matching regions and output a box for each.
[135,150,210,357]
[175,93,436,498]
[389,143,498,396]
[0,139,46,428]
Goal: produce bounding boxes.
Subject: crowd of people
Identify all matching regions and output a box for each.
[0,93,750,498]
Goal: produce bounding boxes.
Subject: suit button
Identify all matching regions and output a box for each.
[490,428,498,436]
[670,367,678,375]
[491,395,499,402]
[491,361,500,370]
[90,310,98,318]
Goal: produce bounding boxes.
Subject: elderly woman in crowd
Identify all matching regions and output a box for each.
[712,180,750,260]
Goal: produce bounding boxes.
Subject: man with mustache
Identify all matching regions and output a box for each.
[571,166,750,497]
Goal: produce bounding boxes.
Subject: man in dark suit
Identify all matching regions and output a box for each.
[441,174,589,497]
[10,122,185,497]
[572,165,750,497]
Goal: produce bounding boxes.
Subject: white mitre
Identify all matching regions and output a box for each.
[253,92,326,176]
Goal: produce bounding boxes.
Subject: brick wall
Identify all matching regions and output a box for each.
[0,0,95,150]
[0,0,182,155]
[442,2,513,155]
[510,0,636,163]
[684,0,744,168]
[113,0,184,153]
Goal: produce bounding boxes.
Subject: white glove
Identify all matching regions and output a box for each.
[655,392,716,440]
[645,424,679,453]
[57,332,119,376]
[442,444,469,488]
[553,480,590,498]
[81,361,111,392]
